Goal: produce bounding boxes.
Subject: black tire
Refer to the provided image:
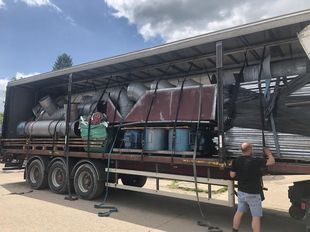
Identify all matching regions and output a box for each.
[289,204,305,220]
[48,161,69,194]
[26,159,48,189]
[121,175,147,187]
[73,163,104,200]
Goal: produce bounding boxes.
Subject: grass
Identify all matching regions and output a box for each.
[167,180,228,194]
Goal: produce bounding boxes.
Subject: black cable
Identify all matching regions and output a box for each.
[257,47,267,149]
[140,79,160,159]
[193,82,222,232]
[87,79,110,157]
[94,86,124,217]
[171,64,194,162]
[64,74,77,201]
[224,50,247,131]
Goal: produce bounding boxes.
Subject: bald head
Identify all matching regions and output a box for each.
[241,143,252,155]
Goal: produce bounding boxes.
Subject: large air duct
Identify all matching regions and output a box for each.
[39,96,58,116]
[150,80,175,89]
[223,57,308,85]
[177,79,201,87]
[77,102,97,116]
[37,102,98,121]
[127,82,148,102]
[242,55,271,82]
[39,108,65,120]
[109,88,134,117]
[17,120,80,137]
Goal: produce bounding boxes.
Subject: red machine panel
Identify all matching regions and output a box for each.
[125,85,216,123]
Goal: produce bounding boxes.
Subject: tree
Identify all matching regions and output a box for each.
[52,53,73,71]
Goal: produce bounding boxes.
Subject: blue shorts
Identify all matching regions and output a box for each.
[237,191,262,217]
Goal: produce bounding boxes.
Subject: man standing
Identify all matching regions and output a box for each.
[230,143,275,232]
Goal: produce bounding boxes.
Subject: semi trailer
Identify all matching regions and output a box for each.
[2,9,310,228]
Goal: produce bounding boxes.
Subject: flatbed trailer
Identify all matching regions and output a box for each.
[2,9,310,229]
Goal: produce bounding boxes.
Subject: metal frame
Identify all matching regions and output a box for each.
[106,167,235,207]
[216,41,225,162]
[7,10,310,87]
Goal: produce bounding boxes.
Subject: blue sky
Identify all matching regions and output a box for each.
[0,0,162,80]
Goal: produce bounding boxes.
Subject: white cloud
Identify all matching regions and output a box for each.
[18,0,61,12]
[105,0,310,42]
[16,0,76,25]
[0,79,8,91]
[0,0,5,8]
[15,72,40,79]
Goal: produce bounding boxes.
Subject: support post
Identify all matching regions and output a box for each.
[216,41,225,163]
[156,164,159,191]
[64,73,77,201]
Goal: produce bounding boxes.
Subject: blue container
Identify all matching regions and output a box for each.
[144,128,168,151]
[169,128,191,151]
[124,130,142,149]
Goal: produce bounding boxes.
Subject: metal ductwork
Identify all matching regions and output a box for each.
[37,102,100,121]
[223,57,308,85]
[127,82,148,102]
[270,58,308,77]
[109,88,134,117]
[150,80,175,89]
[17,120,80,137]
[64,103,78,122]
[32,104,42,118]
[39,108,65,120]
[298,24,310,60]
[39,96,58,116]
[77,102,97,116]
[177,79,201,87]
[243,55,271,82]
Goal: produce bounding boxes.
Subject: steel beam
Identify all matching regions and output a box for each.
[216,41,226,163]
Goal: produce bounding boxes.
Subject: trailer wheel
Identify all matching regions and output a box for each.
[73,163,104,200]
[121,175,147,187]
[26,159,48,189]
[289,204,305,220]
[48,161,69,194]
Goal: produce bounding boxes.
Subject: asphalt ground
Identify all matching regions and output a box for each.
[0,166,306,232]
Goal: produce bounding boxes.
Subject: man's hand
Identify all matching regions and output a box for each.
[264,147,275,166]
[264,147,272,156]
[230,171,236,178]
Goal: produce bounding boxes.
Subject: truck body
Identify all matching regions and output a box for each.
[2,9,310,221]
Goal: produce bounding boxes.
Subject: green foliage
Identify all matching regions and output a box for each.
[0,112,3,123]
[52,53,73,71]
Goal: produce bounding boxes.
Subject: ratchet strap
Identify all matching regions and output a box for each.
[171,64,194,162]
[193,79,222,232]
[141,79,161,159]
[224,50,248,131]
[257,46,267,149]
[87,80,110,157]
[95,85,125,217]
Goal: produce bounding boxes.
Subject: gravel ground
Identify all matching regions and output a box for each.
[0,164,307,232]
